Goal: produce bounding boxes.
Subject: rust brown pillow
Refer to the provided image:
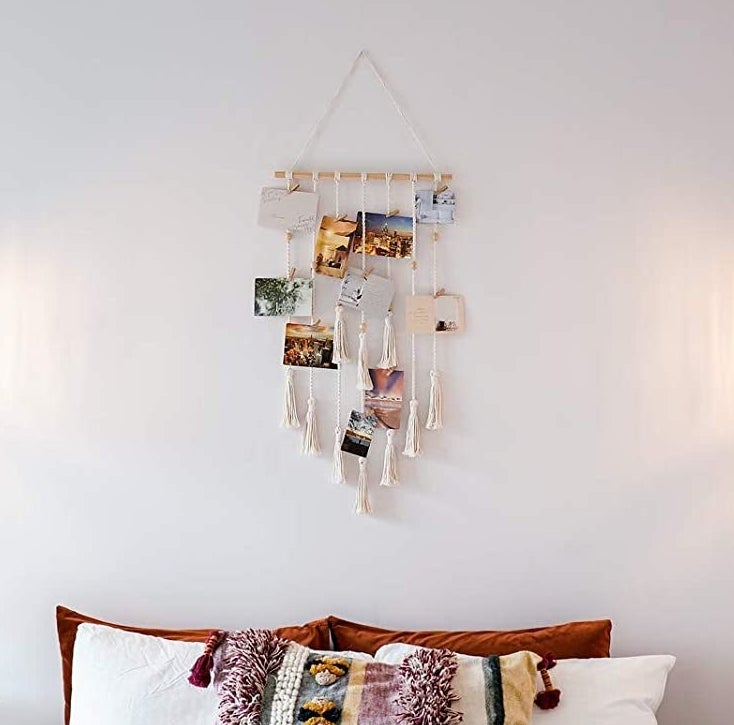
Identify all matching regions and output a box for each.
[56,605,331,725]
[328,615,611,658]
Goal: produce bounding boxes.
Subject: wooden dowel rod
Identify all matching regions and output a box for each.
[274,171,453,182]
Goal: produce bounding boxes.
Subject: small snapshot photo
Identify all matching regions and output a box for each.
[352,212,414,258]
[406,294,465,334]
[338,269,394,318]
[314,215,358,279]
[254,277,313,317]
[257,187,319,233]
[434,294,464,332]
[364,369,404,429]
[283,323,337,369]
[414,187,456,224]
[341,409,378,458]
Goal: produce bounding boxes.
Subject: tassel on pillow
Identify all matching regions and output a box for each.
[535,653,562,710]
[188,630,225,688]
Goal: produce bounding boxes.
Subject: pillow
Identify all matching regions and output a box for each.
[376,643,675,725]
[57,605,331,725]
[206,629,544,725]
[70,623,218,725]
[328,615,612,658]
[69,623,372,725]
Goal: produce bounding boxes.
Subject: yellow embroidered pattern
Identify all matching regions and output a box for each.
[308,656,350,686]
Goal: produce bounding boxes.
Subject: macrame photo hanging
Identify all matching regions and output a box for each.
[253,49,463,515]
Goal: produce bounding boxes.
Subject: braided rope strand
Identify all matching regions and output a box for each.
[403,173,420,457]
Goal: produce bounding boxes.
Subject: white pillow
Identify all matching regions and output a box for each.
[375,643,675,725]
[70,623,374,725]
[70,623,218,725]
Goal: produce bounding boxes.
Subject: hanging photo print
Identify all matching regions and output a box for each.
[352,212,413,258]
[364,369,404,429]
[338,269,394,317]
[258,187,319,232]
[406,294,465,334]
[283,323,338,369]
[415,188,456,224]
[254,277,313,317]
[314,215,358,278]
[341,410,378,458]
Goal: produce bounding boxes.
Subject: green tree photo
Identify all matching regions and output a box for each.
[254,277,312,316]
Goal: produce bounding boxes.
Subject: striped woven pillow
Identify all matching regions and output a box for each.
[189,629,558,725]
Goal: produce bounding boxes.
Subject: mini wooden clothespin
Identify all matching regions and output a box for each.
[385,172,394,216]
[432,227,440,242]
[436,184,449,194]
[285,171,299,193]
[363,266,375,278]
[313,318,321,327]
[434,287,446,298]
[285,230,293,241]
[335,214,347,222]
[289,267,296,280]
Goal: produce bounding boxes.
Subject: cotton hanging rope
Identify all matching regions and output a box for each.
[287,50,439,174]
[385,173,394,312]
[356,173,373,393]
[378,172,397,371]
[302,173,321,455]
[332,172,350,366]
[280,171,300,429]
[426,172,443,430]
[332,172,346,484]
[402,173,420,458]
[355,172,372,514]
[378,172,399,487]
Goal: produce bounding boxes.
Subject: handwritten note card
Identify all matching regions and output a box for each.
[406,295,437,334]
[258,187,319,233]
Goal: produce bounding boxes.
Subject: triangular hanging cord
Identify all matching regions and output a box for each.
[288,49,439,173]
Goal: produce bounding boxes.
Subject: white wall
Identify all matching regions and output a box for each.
[2,1,734,723]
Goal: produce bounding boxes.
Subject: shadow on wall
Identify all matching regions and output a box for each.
[0,705,48,725]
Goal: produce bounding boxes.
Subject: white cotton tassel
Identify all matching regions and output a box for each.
[425,370,443,430]
[332,426,346,484]
[301,397,320,455]
[280,368,300,428]
[379,429,399,487]
[402,399,421,457]
[377,311,397,370]
[356,329,373,391]
[354,458,372,514]
[333,304,350,363]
